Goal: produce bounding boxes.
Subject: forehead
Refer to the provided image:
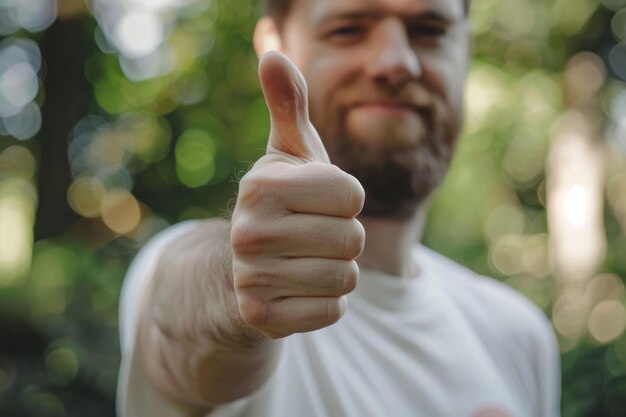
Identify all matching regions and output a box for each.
[289,0,464,24]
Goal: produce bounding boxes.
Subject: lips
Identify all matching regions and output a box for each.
[350,101,419,117]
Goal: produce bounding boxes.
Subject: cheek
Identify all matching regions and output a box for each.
[446,74,466,129]
[423,54,466,126]
[304,57,359,137]
[438,47,469,113]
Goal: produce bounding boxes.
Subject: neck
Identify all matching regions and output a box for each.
[357,205,428,278]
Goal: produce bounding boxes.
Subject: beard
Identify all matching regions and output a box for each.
[325,84,458,219]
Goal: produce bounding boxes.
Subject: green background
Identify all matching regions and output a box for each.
[1,0,626,415]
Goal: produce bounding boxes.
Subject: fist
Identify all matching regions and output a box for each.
[230,51,366,339]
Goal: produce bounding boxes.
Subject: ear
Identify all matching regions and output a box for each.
[254,16,283,58]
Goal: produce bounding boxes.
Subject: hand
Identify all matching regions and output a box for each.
[230,51,366,339]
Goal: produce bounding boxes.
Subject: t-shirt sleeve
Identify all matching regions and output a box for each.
[492,282,562,417]
[481,278,562,417]
[529,308,562,417]
[116,220,201,417]
[117,220,255,417]
[479,278,562,417]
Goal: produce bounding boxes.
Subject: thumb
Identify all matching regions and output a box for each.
[259,51,330,163]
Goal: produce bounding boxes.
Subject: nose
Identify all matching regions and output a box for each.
[366,19,422,89]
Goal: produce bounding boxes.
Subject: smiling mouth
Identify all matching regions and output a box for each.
[350,101,420,117]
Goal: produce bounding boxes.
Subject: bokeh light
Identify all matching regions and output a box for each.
[0,0,57,35]
[563,52,605,105]
[45,347,79,385]
[611,8,626,42]
[0,178,36,286]
[91,0,200,81]
[483,205,525,242]
[175,128,216,188]
[0,145,37,288]
[0,38,42,140]
[588,301,626,344]
[551,0,598,35]
[609,43,626,81]
[602,0,626,11]
[585,274,625,306]
[0,62,38,107]
[552,290,588,344]
[1,0,625,416]
[100,189,142,235]
[67,176,107,218]
[547,115,606,282]
[114,10,164,59]
[0,102,43,140]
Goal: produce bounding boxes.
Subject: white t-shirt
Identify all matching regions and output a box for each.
[117,221,561,417]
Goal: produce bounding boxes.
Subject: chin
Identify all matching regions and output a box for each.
[369,153,450,218]
[328,118,457,219]
[320,85,460,218]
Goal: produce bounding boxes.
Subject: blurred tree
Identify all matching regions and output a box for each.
[0,0,625,416]
[35,17,87,239]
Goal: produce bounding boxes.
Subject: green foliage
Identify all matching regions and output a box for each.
[0,0,625,415]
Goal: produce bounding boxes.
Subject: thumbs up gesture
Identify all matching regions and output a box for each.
[230,51,366,339]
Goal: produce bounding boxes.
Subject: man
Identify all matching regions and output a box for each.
[117,0,562,416]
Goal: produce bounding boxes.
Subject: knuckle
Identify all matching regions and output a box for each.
[233,263,273,291]
[344,174,365,216]
[238,297,273,328]
[231,218,272,255]
[237,174,263,207]
[355,220,366,253]
[342,219,366,259]
[231,259,246,287]
[237,169,288,210]
[325,166,364,216]
[324,297,345,325]
[341,261,359,294]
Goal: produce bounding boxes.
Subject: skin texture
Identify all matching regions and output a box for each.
[231,51,366,339]
[276,0,470,217]
[131,0,471,414]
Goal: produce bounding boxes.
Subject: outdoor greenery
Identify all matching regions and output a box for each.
[0,0,625,416]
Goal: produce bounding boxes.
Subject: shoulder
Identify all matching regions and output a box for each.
[122,217,229,288]
[417,245,556,354]
[119,219,214,349]
[117,219,229,417]
[417,246,562,415]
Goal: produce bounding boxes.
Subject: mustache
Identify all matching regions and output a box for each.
[345,82,439,110]
[336,81,454,155]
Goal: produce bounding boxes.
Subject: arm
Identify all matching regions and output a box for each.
[137,219,282,410]
[118,220,281,417]
[118,51,365,416]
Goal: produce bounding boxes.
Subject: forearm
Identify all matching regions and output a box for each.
[137,219,281,409]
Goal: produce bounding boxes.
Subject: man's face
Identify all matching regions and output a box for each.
[279,0,471,218]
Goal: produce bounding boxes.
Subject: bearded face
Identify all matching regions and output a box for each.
[326,80,458,218]
[276,0,470,219]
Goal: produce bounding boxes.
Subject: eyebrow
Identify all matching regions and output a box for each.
[312,9,454,28]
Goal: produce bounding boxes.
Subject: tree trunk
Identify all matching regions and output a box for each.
[34,17,88,239]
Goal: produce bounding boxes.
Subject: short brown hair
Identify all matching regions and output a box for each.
[262,0,292,24]
[262,0,471,23]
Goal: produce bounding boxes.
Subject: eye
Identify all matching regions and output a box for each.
[408,24,447,41]
[328,25,366,40]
